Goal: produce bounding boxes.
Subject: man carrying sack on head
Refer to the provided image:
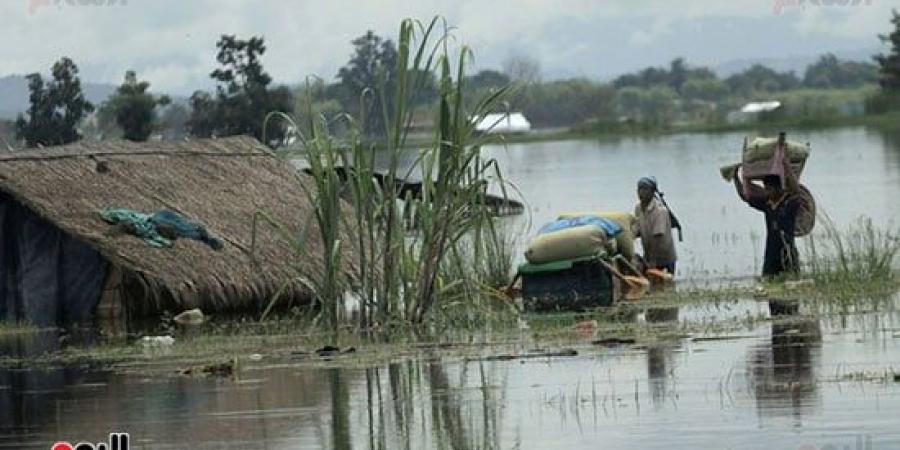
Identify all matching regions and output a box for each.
[731,134,803,278]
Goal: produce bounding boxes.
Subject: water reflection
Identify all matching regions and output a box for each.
[644,306,679,323]
[330,368,353,450]
[479,127,900,279]
[0,331,101,444]
[875,126,900,182]
[646,344,678,410]
[4,304,900,448]
[748,319,823,425]
[359,360,507,450]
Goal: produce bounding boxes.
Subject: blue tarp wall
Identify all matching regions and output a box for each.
[0,192,108,326]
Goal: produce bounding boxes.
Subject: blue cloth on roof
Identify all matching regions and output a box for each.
[538,216,623,237]
[99,207,223,250]
[150,209,224,250]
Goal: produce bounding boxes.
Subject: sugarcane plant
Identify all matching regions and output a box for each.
[265,17,520,331]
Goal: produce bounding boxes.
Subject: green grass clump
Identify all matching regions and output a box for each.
[0,320,43,336]
[804,216,900,291]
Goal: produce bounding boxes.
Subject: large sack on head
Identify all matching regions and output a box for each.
[557,211,636,259]
[525,225,609,264]
[742,136,810,180]
[743,137,810,163]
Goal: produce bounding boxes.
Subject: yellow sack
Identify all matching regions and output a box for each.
[525,225,608,264]
[557,211,635,259]
[743,137,809,164]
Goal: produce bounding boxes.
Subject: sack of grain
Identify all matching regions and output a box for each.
[743,136,810,163]
[525,225,609,264]
[557,211,636,260]
[742,136,810,180]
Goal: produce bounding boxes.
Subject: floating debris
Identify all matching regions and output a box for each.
[645,307,679,323]
[592,337,636,346]
[173,308,205,325]
[314,346,357,358]
[315,345,341,357]
[202,361,235,377]
[140,336,174,347]
[692,335,754,342]
[784,279,815,290]
[181,360,235,378]
[482,348,578,361]
[574,320,598,337]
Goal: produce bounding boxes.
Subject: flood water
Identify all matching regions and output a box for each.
[2,296,899,449]
[3,126,900,449]
[482,126,900,280]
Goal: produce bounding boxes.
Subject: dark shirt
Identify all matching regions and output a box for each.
[747,194,800,277]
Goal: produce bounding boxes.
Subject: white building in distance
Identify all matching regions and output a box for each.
[473,112,532,134]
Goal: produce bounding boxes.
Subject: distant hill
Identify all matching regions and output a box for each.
[714,47,882,77]
[0,75,118,120]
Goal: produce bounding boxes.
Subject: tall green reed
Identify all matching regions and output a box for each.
[804,214,900,286]
[266,17,519,331]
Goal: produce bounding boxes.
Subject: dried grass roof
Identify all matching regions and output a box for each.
[0,136,356,313]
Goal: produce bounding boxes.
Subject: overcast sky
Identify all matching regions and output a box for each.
[1,0,895,94]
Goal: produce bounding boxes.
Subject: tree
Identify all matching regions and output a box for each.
[81,99,122,140]
[292,78,344,138]
[502,53,541,85]
[157,102,191,141]
[0,120,17,150]
[613,59,715,91]
[15,57,94,148]
[465,70,511,91]
[188,35,293,143]
[614,66,668,89]
[803,53,879,89]
[335,30,399,136]
[669,58,688,94]
[187,91,219,138]
[875,9,900,92]
[616,87,645,118]
[682,78,729,102]
[100,71,170,142]
[725,64,800,95]
[407,68,438,106]
[463,70,511,111]
[642,86,679,126]
[615,85,678,126]
[517,79,616,127]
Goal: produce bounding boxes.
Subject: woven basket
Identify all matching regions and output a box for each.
[793,184,816,237]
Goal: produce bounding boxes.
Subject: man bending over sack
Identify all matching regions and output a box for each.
[633,176,677,275]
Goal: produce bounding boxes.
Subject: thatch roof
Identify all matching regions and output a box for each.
[0,136,356,313]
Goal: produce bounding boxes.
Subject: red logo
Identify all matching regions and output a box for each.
[50,433,129,450]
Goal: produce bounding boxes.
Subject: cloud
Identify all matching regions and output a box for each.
[0,0,891,94]
[791,1,894,40]
[630,17,674,46]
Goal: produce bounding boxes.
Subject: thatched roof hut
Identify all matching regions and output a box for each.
[0,136,354,326]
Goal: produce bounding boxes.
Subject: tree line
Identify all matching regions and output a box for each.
[10,9,900,149]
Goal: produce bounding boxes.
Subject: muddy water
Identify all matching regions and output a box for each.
[2,296,899,449]
[3,127,899,449]
[481,126,900,281]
